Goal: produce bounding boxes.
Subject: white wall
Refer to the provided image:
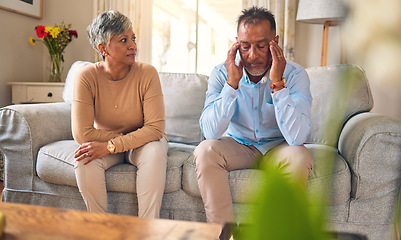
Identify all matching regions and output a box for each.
[0,0,93,108]
[294,23,343,68]
[294,22,401,120]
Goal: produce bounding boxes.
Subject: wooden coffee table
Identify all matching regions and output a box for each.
[0,202,221,240]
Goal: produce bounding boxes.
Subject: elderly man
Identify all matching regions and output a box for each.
[194,6,314,224]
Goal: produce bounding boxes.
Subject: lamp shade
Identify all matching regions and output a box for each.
[296,0,346,24]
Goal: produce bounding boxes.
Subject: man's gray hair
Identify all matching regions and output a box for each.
[87,10,132,60]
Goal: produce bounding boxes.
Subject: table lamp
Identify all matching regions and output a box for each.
[296,0,346,66]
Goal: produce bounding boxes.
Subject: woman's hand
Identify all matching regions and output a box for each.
[74,141,109,165]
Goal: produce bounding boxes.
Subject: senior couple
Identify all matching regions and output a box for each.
[73,7,313,224]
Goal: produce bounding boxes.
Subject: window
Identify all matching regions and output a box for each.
[152,0,242,75]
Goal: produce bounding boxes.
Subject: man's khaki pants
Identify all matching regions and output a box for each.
[193,137,313,224]
[74,137,168,218]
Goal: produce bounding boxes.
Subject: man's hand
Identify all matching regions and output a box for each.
[74,141,109,165]
[269,36,286,83]
[225,42,243,90]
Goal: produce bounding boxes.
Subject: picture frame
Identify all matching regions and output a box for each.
[0,0,42,19]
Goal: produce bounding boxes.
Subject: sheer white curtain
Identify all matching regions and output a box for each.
[242,0,296,61]
[92,0,152,63]
[91,0,296,63]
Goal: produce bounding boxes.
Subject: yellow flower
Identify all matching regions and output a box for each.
[29,37,36,46]
[45,26,61,38]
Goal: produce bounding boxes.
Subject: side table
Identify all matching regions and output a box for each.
[8,82,65,104]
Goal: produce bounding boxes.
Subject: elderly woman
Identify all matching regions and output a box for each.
[72,10,168,219]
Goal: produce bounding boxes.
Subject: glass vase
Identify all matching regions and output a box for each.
[49,53,62,82]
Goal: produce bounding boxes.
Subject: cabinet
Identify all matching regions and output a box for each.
[8,82,65,104]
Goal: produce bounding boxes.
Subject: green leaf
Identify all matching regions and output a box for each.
[237,161,327,240]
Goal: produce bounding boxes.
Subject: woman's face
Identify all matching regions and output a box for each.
[104,27,137,66]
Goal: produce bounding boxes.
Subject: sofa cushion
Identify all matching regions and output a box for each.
[305,144,351,206]
[182,143,350,206]
[306,64,373,145]
[36,140,195,194]
[36,140,77,187]
[63,61,93,104]
[159,72,208,145]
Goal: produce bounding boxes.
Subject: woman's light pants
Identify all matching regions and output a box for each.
[74,137,168,218]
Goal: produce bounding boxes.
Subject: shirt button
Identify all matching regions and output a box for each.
[256,130,259,133]
[254,107,258,110]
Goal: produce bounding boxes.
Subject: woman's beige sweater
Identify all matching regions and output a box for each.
[72,61,166,153]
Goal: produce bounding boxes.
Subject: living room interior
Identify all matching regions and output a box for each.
[0,0,401,239]
[0,0,400,119]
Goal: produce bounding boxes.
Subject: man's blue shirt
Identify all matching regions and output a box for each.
[199,60,312,154]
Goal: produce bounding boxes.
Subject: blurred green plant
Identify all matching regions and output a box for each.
[238,161,327,240]
[343,0,401,237]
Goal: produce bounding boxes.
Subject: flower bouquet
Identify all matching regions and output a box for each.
[29,22,78,82]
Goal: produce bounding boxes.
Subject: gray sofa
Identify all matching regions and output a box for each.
[1,61,401,240]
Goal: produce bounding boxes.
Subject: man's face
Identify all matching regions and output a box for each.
[236,20,276,77]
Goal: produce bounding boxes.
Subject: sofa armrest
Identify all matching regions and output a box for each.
[338,112,401,223]
[0,102,72,190]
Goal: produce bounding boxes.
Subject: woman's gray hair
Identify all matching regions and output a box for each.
[87,10,132,60]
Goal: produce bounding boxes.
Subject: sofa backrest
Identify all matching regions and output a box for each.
[62,61,208,145]
[305,64,373,146]
[159,72,208,145]
[63,61,372,147]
